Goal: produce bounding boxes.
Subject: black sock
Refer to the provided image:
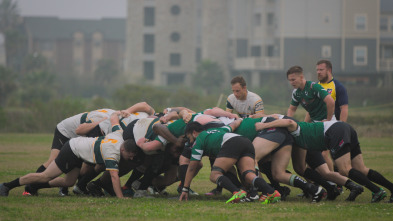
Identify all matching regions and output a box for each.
[225,171,241,189]
[77,170,100,189]
[125,169,144,188]
[303,168,334,192]
[177,164,188,188]
[367,169,393,192]
[348,168,380,193]
[4,178,20,189]
[289,174,307,189]
[36,165,46,173]
[253,177,274,195]
[216,175,239,193]
[260,161,283,192]
[31,182,51,190]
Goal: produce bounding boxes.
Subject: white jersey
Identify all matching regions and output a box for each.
[99,111,149,135]
[56,109,112,139]
[226,91,264,118]
[133,118,165,155]
[70,129,123,171]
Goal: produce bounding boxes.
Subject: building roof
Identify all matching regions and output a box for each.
[23,16,126,41]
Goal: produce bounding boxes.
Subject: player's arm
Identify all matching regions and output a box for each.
[110,111,121,127]
[123,102,155,116]
[75,117,107,135]
[228,118,243,131]
[164,107,195,114]
[204,107,238,119]
[160,111,179,123]
[109,170,124,198]
[323,95,335,121]
[255,119,298,132]
[136,138,164,152]
[339,105,348,122]
[179,160,200,202]
[287,105,298,117]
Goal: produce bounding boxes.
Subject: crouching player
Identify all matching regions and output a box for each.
[255,119,393,203]
[0,111,139,199]
[179,121,281,204]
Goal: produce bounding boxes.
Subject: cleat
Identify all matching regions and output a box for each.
[0,183,10,196]
[311,186,326,203]
[244,192,260,202]
[133,190,154,198]
[297,190,310,198]
[371,188,387,203]
[87,182,105,197]
[121,186,135,197]
[327,186,341,201]
[260,190,281,204]
[205,188,222,196]
[345,184,364,202]
[59,187,69,196]
[23,191,32,196]
[337,185,344,194]
[226,190,247,204]
[73,185,88,195]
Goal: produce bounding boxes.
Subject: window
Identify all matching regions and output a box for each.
[144,61,154,79]
[144,7,155,26]
[251,46,261,57]
[236,39,248,57]
[167,73,184,85]
[383,46,393,59]
[380,17,388,31]
[171,5,180,15]
[144,34,154,53]
[324,14,330,24]
[267,13,274,26]
[254,13,261,26]
[390,17,393,31]
[321,45,332,58]
[170,32,180,42]
[353,46,367,65]
[267,45,274,57]
[170,53,181,66]
[355,14,366,31]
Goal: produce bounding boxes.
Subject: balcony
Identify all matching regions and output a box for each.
[380,59,393,72]
[234,57,281,70]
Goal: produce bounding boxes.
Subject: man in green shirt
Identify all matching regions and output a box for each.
[255,119,393,203]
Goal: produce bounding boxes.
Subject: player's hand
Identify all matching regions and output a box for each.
[229,113,239,119]
[160,115,168,123]
[120,110,131,118]
[183,113,192,123]
[255,122,267,131]
[179,191,189,202]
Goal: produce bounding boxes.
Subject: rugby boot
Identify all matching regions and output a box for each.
[345,182,364,201]
[371,188,387,203]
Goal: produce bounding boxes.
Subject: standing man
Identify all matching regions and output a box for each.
[226,75,265,119]
[317,60,349,173]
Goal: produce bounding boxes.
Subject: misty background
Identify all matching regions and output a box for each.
[0,0,392,136]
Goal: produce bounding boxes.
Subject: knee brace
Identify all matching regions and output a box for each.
[211,166,226,174]
[242,170,256,181]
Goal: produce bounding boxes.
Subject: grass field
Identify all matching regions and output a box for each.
[0,133,392,221]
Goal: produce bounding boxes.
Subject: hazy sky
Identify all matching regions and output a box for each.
[15,0,127,19]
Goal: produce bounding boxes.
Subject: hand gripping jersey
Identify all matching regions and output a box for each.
[190,126,239,161]
[56,108,114,139]
[318,78,348,120]
[226,91,264,118]
[290,81,329,121]
[69,125,123,171]
[133,117,167,155]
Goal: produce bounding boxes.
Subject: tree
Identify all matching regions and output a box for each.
[0,65,16,106]
[192,60,224,94]
[0,0,25,70]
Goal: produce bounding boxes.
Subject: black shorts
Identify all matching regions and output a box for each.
[51,127,70,150]
[306,150,326,169]
[54,141,83,173]
[217,136,255,160]
[181,142,192,159]
[325,122,362,160]
[85,125,104,138]
[256,127,293,155]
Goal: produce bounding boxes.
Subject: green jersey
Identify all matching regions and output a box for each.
[191,126,239,161]
[290,81,329,121]
[234,117,262,141]
[291,121,326,151]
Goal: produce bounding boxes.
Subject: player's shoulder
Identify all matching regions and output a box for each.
[247,91,262,101]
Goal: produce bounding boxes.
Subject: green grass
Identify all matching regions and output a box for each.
[1,134,393,221]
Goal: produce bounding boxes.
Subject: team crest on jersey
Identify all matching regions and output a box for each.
[339,139,345,147]
[327,89,332,94]
[267,128,276,132]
